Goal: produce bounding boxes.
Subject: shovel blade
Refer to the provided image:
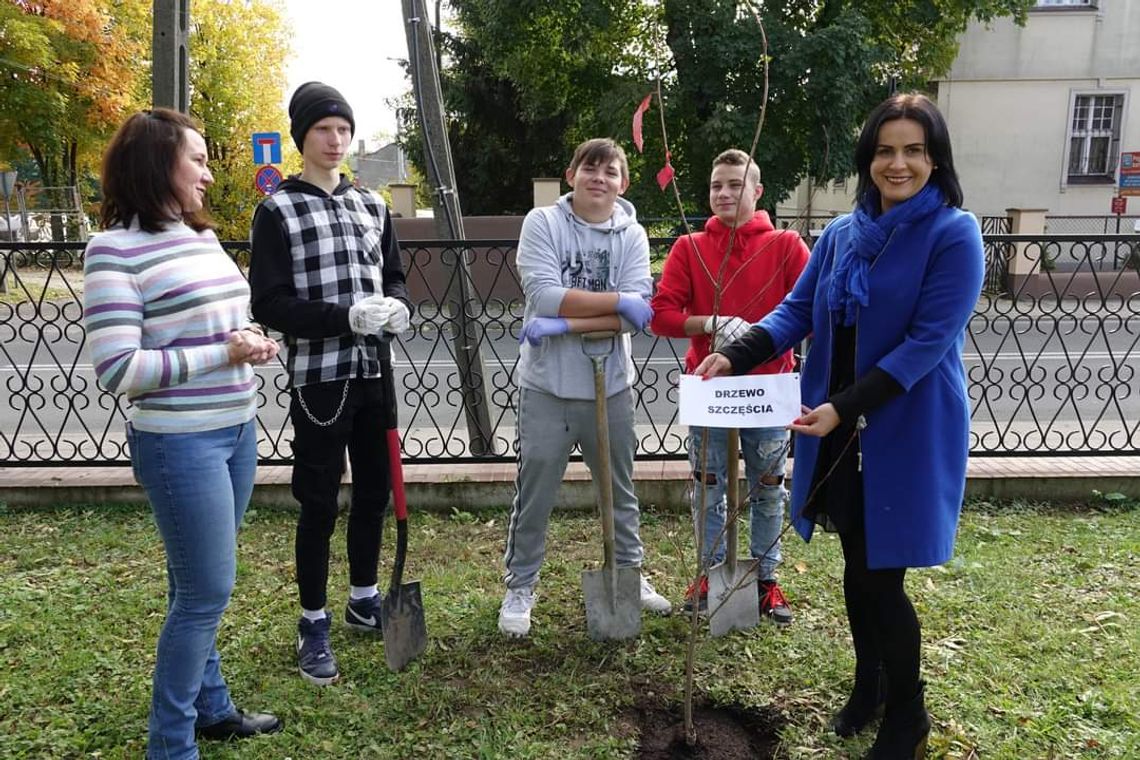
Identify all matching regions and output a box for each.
[707,564,760,638]
[581,566,641,641]
[380,581,427,671]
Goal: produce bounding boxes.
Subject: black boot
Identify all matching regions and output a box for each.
[864,681,931,760]
[830,667,887,737]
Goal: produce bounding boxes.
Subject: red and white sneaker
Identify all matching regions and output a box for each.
[681,575,709,616]
[759,579,793,626]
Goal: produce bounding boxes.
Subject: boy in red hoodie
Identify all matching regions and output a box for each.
[650,149,809,623]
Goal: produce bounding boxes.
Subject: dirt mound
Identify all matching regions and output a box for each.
[633,701,780,760]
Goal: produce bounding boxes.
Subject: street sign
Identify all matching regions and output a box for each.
[1111,196,1127,215]
[251,132,282,165]
[254,165,283,195]
[1119,151,1140,197]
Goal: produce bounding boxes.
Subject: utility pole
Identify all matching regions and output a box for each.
[153,0,190,113]
[401,0,496,457]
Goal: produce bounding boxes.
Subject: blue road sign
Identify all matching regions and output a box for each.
[251,132,282,165]
[254,165,283,195]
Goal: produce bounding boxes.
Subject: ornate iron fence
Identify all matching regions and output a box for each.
[1,234,1137,467]
[979,215,1012,235]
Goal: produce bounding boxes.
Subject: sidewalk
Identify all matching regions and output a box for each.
[1,456,1137,510]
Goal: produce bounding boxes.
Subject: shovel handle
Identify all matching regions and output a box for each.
[726,429,740,573]
[590,348,617,571]
[387,427,407,521]
[386,427,409,594]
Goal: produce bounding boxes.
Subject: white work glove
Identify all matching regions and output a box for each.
[349,300,388,335]
[356,294,411,334]
[380,298,410,334]
[704,315,752,351]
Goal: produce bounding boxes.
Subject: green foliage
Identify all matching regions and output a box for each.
[190,0,293,240]
[1090,489,1139,511]
[429,0,1035,218]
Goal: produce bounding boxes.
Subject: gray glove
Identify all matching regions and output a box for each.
[704,315,752,351]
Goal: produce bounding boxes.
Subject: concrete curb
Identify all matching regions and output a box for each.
[2,458,1137,511]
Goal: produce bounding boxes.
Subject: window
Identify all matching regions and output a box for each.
[1034,0,1096,7]
[1066,93,1123,184]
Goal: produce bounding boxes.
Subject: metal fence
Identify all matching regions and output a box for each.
[1045,215,1140,235]
[2,234,1138,467]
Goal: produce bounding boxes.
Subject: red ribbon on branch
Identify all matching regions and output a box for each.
[632,90,675,191]
[656,153,675,191]
[632,93,652,153]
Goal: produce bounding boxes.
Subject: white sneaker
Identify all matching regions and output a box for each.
[639,575,672,615]
[498,586,535,638]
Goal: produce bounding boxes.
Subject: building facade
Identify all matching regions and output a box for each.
[776,1,1139,224]
[936,0,1139,217]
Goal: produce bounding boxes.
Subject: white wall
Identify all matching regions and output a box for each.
[937,3,1140,216]
[775,179,855,227]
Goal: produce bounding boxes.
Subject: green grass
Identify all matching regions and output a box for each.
[0,283,74,304]
[0,499,1137,759]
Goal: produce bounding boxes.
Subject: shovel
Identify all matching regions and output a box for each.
[707,429,760,637]
[580,331,641,641]
[380,425,428,670]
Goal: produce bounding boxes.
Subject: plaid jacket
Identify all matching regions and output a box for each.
[249,176,410,387]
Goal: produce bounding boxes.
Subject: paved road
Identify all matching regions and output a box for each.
[3,310,1138,461]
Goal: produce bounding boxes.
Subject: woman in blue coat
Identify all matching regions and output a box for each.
[696,92,984,759]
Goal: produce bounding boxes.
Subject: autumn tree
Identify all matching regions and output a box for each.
[0,0,149,219]
[190,0,292,240]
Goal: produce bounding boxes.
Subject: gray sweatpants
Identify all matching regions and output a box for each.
[503,386,644,590]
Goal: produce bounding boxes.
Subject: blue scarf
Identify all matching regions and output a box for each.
[828,183,945,326]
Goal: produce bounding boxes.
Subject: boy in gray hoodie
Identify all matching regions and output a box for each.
[499,138,672,638]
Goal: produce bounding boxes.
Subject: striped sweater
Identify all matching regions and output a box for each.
[83,222,257,434]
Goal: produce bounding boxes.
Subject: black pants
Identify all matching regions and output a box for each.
[290,376,395,611]
[838,528,921,705]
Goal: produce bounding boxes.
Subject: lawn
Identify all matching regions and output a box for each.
[0,498,1136,759]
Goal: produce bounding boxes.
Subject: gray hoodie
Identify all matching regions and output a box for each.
[516,193,652,400]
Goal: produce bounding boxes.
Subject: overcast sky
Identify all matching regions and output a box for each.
[281,1,413,146]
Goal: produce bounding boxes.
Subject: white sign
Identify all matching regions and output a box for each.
[678,374,801,428]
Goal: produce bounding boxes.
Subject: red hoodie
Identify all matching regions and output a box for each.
[650,212,809,375]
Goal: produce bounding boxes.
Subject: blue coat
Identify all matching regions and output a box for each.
[759,204,984,568]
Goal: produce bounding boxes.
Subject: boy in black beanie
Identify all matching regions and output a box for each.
[249,81,412,685]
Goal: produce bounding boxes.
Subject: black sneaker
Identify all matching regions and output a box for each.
[759,579,794,626]
[196,710,283,741]
[296,614,339,686]
[345,593,384,633]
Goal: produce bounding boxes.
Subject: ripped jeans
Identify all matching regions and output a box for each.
[688,426,789,580]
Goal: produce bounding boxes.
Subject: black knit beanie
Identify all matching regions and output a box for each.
[288,81,355,153]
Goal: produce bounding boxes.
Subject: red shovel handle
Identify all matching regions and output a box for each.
[387,427,407,521]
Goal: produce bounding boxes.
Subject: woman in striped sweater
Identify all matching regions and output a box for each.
[83,109,282,760]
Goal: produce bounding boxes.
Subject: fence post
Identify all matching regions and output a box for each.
[1006,208,1048,295]
[532,178,562,208]
[389,183,417,219]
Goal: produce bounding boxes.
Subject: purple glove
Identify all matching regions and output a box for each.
[616,292,653,330]
[519,317,570,346]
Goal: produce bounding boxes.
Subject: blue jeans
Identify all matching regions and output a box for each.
[127,420,257,760]
[688,426,789,580]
